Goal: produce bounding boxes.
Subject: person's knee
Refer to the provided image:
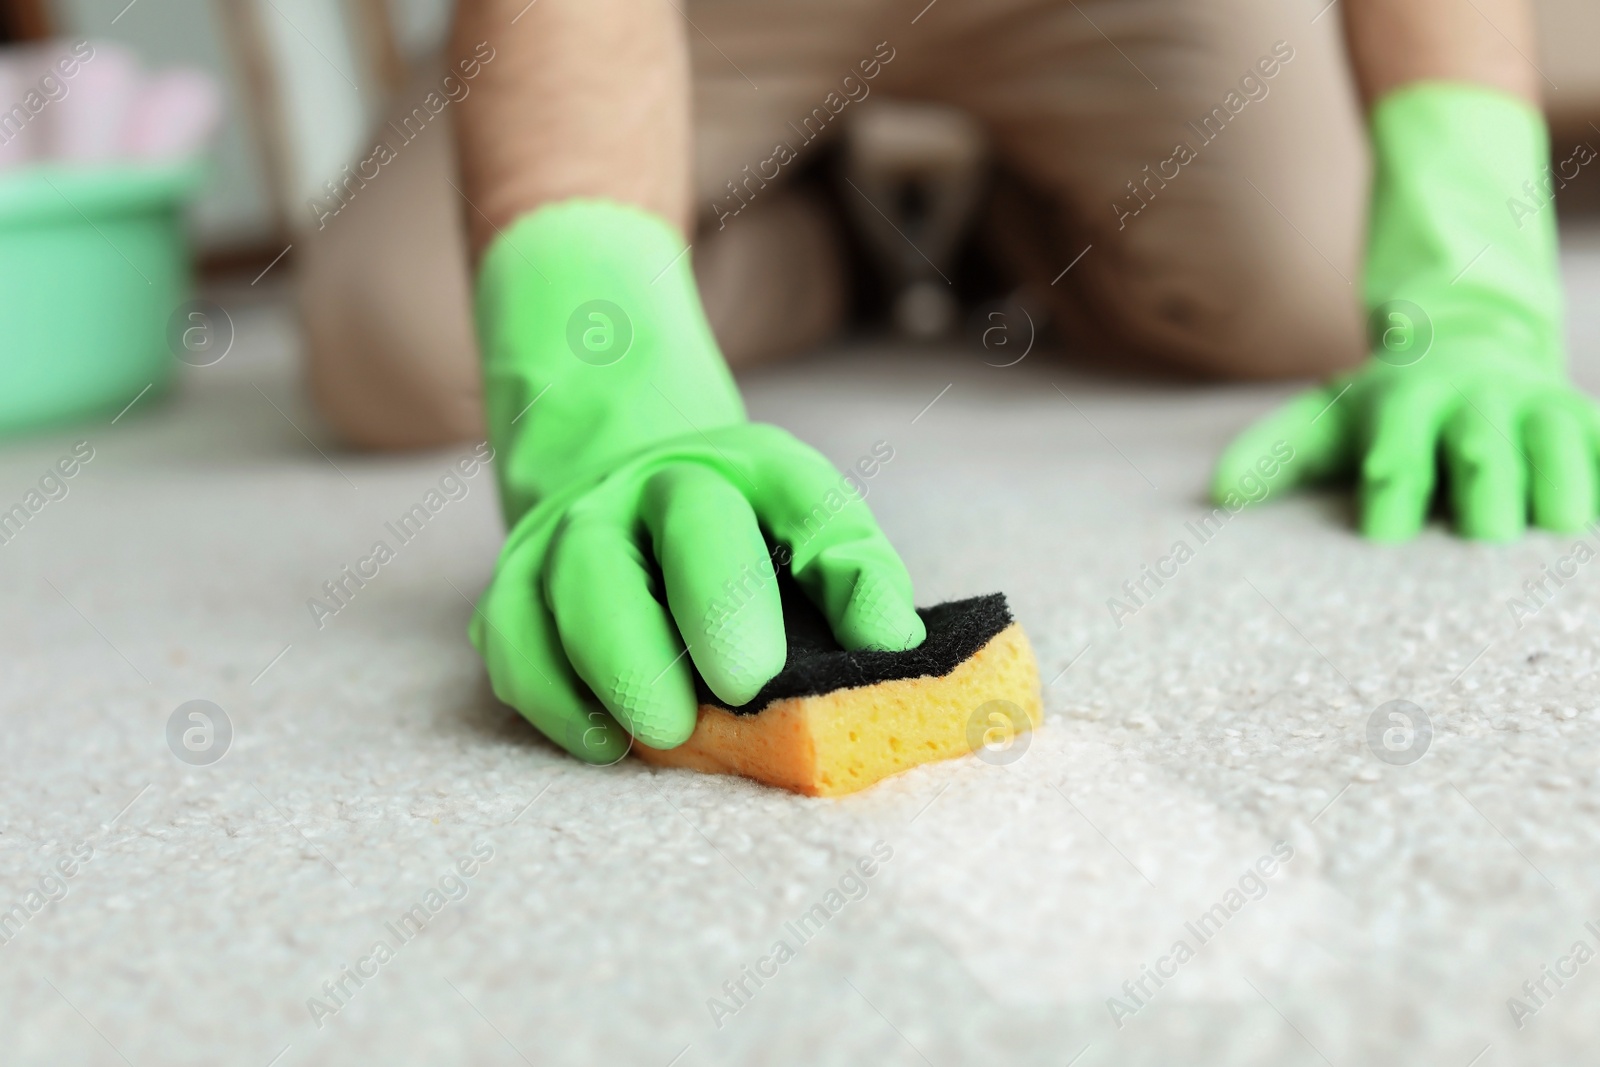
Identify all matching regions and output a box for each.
[301,263,483,450]
[296,81,484,450]
[692,185,847,368]
[1078,238,1365,381]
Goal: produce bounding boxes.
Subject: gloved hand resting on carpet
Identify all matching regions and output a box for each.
[469,199,925,763]
[1213,83,1594,541]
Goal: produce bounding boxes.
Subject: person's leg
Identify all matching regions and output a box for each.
[301,5,889,448]
[299,61,481,450]
[904,0,1369,379]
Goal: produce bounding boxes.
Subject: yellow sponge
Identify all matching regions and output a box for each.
[635,597,1041,796]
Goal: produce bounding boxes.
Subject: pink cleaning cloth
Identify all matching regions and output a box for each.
[121,68,221,162]
[1,40,220,169]
[44,40,139,163]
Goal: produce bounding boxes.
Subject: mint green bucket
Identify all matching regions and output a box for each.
[0,162,203,435]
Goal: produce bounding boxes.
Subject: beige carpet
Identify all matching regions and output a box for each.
[3,227,1600,1066]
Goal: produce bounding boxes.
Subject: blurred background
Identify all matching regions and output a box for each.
[3,0,1600,259]
[3,0,1598,262]
[1,0,453,257]
[0,0,463,438]
[2,0,1600,438]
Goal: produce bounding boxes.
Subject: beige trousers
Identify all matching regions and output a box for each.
[301,0,1369,449]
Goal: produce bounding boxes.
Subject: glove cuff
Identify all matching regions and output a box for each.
[1365,81,1563,370]
[475,198,744,523]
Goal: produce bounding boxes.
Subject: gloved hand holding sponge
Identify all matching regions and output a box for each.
[469,200,926,762]
[1215,82,1596,540]
[472,84,1588,766]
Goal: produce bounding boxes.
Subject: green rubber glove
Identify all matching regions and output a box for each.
[469,199,925,763]
[1213,82,1595,541]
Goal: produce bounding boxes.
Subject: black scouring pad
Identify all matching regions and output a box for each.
[696,569,1014,714]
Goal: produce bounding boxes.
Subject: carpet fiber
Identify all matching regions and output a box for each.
[4,227,1600,1065]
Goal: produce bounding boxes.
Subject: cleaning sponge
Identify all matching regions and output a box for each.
[634,577,1041,795]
